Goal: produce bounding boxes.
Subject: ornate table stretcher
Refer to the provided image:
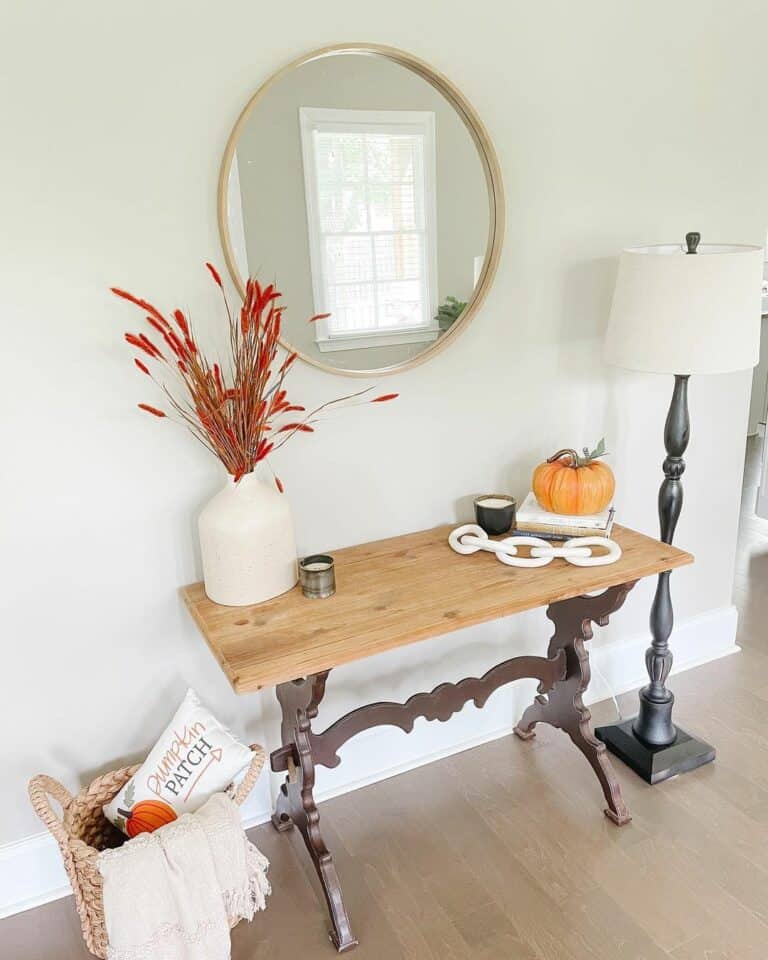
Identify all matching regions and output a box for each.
[182,523,692,952]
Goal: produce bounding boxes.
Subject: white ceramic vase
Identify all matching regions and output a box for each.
[198,472,298,606]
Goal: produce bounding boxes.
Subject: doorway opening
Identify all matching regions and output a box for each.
[735,287,768,651]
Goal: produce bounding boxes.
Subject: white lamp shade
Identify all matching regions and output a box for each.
[604,243,763,375]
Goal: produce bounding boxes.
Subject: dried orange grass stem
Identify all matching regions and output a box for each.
[112,266,398,486]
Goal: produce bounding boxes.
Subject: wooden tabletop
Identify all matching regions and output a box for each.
[181,524,692,693]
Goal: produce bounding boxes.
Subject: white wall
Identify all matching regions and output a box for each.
[1,0,764,909]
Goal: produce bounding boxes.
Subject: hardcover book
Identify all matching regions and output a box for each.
[516,492,615,538]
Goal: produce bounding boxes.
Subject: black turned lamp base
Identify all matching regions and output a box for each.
[595,720,715,785]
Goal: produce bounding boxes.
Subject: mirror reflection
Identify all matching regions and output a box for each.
[220,50,496,373]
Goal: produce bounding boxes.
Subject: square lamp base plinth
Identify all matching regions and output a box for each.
[595,719,715,785]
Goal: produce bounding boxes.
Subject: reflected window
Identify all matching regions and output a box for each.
[300,108,438,352]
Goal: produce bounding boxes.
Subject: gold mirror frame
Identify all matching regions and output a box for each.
[217,43,505,378]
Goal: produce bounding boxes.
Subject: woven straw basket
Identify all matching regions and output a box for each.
[28,744,266,959]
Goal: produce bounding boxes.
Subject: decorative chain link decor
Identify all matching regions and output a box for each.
[448,524,622,567]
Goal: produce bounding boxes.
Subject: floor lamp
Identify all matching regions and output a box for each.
[595,233,762,784]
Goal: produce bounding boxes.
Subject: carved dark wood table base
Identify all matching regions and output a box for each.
[269,582,636,952]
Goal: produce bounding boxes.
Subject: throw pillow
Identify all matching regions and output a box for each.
[104,689,253,837]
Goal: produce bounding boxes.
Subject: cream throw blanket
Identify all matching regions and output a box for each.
[98,793,270,960]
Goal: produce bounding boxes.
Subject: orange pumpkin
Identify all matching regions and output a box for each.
[532,441,615,516]
[118,799,177,838]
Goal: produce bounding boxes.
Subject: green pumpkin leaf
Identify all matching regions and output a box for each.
[124,780,135,807]
[585,438,607,460]
[114,816,126,833]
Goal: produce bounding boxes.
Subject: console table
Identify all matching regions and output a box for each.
[182,523,692,952]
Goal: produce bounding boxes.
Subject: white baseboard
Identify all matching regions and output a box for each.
[587,603,740,706]
[0,604,738,921]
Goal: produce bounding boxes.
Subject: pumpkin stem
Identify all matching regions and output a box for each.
[546,448,581,467]
[117,808,133,819]
[547,441,608,468]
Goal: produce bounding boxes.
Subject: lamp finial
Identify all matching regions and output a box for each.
[685,231,700,255]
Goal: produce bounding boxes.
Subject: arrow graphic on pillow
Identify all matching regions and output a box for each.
[183,747,223,803]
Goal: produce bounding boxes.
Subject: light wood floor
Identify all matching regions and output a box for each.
[3,440,767,960]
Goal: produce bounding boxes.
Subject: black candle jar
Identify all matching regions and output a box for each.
[473,494,517,536]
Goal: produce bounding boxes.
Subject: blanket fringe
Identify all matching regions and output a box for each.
[222,840,271,923]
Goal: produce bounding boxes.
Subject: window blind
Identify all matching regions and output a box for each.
[301,112,436,341]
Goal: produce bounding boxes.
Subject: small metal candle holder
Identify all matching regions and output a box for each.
[473,494,517,536]
[299,554,336,599]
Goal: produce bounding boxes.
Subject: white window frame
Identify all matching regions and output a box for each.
[299,106,439,352]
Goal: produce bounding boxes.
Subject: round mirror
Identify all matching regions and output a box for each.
[218,44,504,376]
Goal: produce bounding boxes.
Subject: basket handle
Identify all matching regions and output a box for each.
[28,775,74,846]
[231,744,266,807]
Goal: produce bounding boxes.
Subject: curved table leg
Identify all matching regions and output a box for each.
[271,675,357,951]
[273,715,357,951]
[514,583,637,826]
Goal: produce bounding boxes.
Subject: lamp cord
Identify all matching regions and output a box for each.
[591,657,623,721]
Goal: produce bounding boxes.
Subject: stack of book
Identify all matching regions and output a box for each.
[513,492,616,541]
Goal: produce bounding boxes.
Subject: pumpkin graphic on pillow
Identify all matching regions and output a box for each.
[117,798,178,838]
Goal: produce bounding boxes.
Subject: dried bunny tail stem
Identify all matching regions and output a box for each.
[164,399,225,463]
[112,288,171,330]
[139,333,164,359]
[161,385,239,470]
[279,351,298,374]
[173,309,189,337]
[307,386,374,413]
[205,263,222,288]
[277,422,314,434]
[137,403,166,418]
[330,392,400,412]
[125,333,160,359]
[146,316,167,336]
[261,458,285,493]
[206,262,236,345]
[255,438,274,461]
[271,387,374,451]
